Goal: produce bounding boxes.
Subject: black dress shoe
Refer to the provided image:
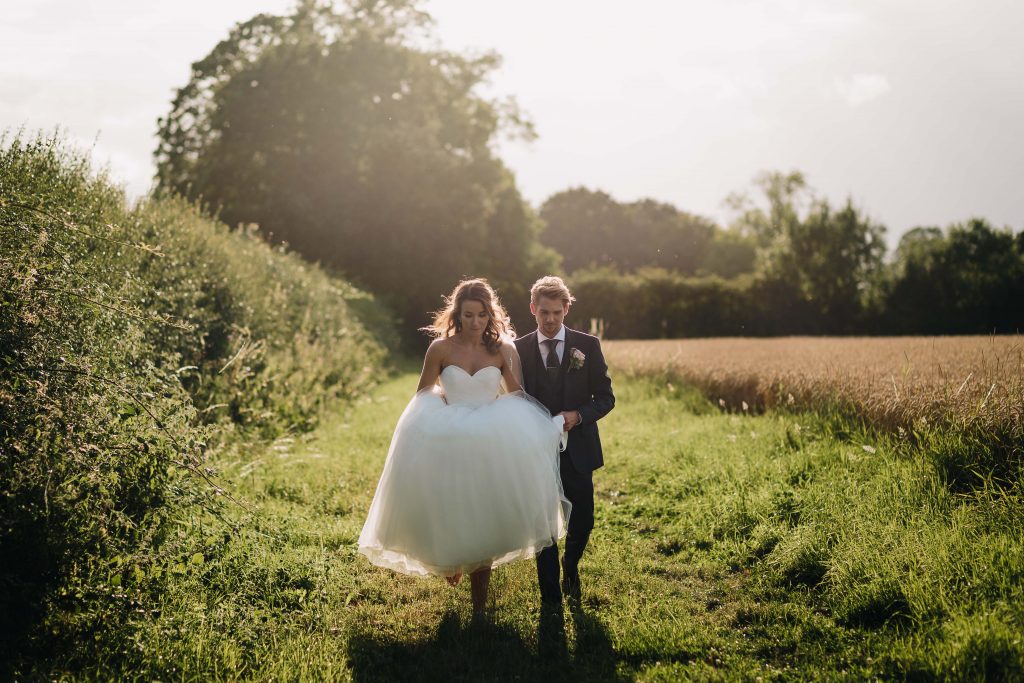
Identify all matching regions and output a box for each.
[537,602,568,660]
[561,572,581,601]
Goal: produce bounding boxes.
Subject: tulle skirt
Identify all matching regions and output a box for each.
[358,390,570,577]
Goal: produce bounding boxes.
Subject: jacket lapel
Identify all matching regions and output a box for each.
[559,328,577,404]
[537,330,557,390]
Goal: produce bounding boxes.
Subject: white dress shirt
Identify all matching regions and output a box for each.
[536,325,584,426]
[536,326,566,364]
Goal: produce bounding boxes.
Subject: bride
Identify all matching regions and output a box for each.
[358,278,570,615]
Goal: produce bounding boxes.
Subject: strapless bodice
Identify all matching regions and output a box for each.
[440,365,502,406]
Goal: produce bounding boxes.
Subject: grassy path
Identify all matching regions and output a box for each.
[117,372,1021,682]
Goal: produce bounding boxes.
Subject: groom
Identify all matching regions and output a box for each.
[515,276,615,605]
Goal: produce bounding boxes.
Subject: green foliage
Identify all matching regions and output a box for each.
[558,171,1024,338]
[729,171,887,333]
[1,133,198,667]
[702,227,758,279]
[154,0,555,342]
[724,169,811,248]
[547,173,892,337]
[882,218,1024,334]
[568,268,815,338]
[772,199,886,332]
[126,195,392,438]
[566,267,735,338]
[0,131,391,673]
[539,187,731,276]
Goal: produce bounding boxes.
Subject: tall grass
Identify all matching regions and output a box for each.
[599,339,1024,678]
[606,337,1024,488]
[28,372,1022,680]
[0,131,392,674]
[604,337,1023,429]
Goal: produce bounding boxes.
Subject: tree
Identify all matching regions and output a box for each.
[539,188,720,274]
[154,0,555,340]
[724,170,811,248]
[700,229,757,278]
[536,188,627,272]
[621,199,717,273]
[728,171,886,333]
[783,199,886,332]
[884,219,1024,333]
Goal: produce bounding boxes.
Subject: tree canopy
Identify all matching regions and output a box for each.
[883,219,1024,334]
[726,171,887,333]
[538,187,732,275]
[155,2,1021,340]
[155,0,555,339]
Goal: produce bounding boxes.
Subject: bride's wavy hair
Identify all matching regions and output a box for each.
[421,278,514,352]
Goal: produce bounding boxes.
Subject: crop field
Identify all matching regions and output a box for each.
[604,336,1024,433]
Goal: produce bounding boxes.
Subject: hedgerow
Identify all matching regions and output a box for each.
[0,132,391,671]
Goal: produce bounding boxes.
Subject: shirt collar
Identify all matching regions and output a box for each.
[537,326,566,345]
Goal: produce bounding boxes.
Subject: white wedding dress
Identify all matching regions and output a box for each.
[358,365,570,577]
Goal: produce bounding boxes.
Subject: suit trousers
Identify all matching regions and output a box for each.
[536,450,595,602]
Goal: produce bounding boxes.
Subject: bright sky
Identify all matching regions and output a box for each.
[3,0,1022,248]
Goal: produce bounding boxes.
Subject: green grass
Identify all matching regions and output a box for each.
[42,373,1024,681]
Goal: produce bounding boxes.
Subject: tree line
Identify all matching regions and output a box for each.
[155,0,1023,341]
[554,175,1023,338]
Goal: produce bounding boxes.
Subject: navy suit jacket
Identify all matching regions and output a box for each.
[515,327,615,472]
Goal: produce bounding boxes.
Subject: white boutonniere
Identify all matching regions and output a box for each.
[569,347,586,371]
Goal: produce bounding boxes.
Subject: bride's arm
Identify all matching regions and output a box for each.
[416,339,446,392]
[499,340,524,393]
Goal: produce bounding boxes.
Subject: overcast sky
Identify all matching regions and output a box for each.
[3,0,1022,247]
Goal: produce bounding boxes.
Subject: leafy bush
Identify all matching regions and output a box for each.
[0,132,391,671]
[128,194,394,438]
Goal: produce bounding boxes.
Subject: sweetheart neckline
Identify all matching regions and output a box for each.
[441,364,501,378]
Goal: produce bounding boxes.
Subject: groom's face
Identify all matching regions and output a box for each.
[531,296,569,338]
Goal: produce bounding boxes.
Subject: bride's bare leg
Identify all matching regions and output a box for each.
[445,571,463,587]
[470,567,492,614]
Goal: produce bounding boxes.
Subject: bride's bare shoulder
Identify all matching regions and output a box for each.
[496,339,519,365]
[496,338,518,354]
[425,337,450,362]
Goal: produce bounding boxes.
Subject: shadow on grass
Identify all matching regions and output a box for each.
[347,602,624,682]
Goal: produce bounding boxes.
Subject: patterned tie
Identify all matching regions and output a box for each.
[543,339,560,377]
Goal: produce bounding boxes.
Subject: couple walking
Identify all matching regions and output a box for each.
[358,276,615,614]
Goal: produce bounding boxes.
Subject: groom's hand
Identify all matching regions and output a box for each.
[558,410,581,431]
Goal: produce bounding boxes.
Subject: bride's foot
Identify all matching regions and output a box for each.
[445,572,463,587]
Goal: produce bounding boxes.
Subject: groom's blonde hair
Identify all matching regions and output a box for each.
[530,276,575,305]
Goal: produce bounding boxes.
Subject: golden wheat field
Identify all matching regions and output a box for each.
[604,336,1024,432]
